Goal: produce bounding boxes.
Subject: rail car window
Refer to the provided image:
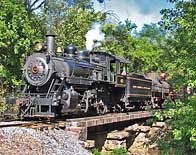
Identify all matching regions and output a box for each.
[105,57,116,82]
[110,62,116,82]
[120,63,127,75]
[116,61,120,74]
[110,63,116,73]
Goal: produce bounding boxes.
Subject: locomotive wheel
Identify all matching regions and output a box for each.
[113,104,123,112]
[81,91,90,113]
[95,99,108,115]
[96,104,107,115]
[82,99,89,113]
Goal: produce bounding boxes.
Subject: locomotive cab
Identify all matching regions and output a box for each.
[91,51,129,84]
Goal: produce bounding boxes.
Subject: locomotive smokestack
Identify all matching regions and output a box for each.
[46,31,55,55]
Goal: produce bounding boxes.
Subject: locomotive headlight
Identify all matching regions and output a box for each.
[34,42,43,51]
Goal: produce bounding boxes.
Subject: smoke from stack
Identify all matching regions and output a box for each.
[85,23,105,51]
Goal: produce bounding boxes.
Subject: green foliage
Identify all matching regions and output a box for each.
[153,97,196,155]
[91,148,102,155]
[54,7,105,48]
[110,147,128,155]
[153,100,176,121]
[102,22,136,53]
[101,22,138,72]
[101,22,168,74]
[133,37,164,73]
[160,0,196,89]
[42,0,104,49]
[0,0,44,92]
[134,23,172,74]
[0,97,6,116]
[155,1,196,153]
[91,148,128,155]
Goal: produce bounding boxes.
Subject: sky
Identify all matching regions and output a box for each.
[91,0,173,31]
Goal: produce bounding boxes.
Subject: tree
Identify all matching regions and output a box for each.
[160,0,196,88]
[101,21,168,74]
[0,0,44,91]
[100,22,137,72]
[156,1,196,154]
[23,0,45,13]
[47,1,105,48]
[138,23,166,46]
[133,24,168,73]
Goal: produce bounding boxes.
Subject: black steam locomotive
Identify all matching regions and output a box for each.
[7,33,173,118]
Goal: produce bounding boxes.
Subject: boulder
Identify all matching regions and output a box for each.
[128,132,149,155]
[128,146,148,155]
[134,133,149,145]
[152,122,166,128]
[107,131,129,140]
[125,123,139,132]
[138,125,151,133]
[80,140,95,149]
[104,139,126,151]
[148,127,161,137]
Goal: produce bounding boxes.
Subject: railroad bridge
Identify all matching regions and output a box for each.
[65,111,152,148]
[0,111,152,148]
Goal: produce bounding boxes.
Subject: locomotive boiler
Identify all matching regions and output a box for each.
[6,33,173,118]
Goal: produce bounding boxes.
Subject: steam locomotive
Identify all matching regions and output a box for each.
[6,32,173,118]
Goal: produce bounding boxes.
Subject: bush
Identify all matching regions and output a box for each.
[91,149,102,155]
[0,97,6,117]
[110,148,128,155]
[92,147,128,155]
[153,96,196,155]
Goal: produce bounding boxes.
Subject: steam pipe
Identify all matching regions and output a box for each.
[46,31,55,55]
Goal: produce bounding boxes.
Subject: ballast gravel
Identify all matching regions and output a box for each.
[0,127,92,155]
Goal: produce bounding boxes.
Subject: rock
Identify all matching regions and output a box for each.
[104,139,126,151]
[107,131,129,140]
[128,146,148,155]
[125,124,139,132]
[138,125,151,133]
[167,125,172,130]
[80,140,95,149]
[128,132,149,155]
[148,127,161,137]
[148,147,160,155]
[66,127,87,141]
[148,143,158,149]
[152,122,166,128]
[0,127,92,155]
[134,133,149,145]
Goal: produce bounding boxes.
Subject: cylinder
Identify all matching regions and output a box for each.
[46,31,55,55]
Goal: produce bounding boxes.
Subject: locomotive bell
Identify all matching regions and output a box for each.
[46,31,55,55]
[56,47,63,53]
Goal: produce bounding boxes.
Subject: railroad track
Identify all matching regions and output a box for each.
[66,111,152,127]
[0,121,34,128]
[0,111,152,130]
